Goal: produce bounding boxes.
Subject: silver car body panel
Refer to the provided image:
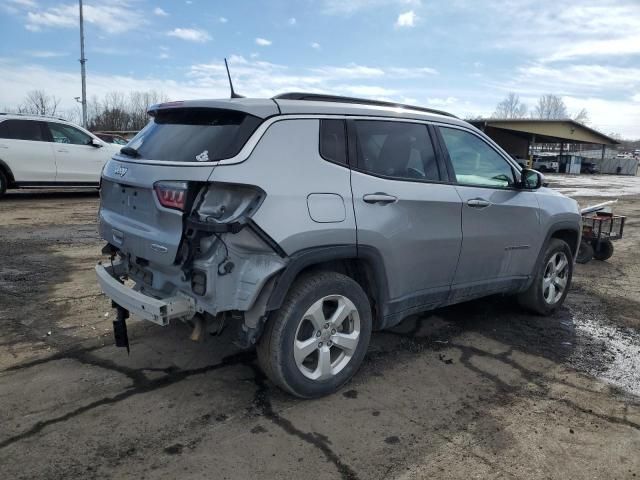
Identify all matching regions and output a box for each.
[207,119,357,254]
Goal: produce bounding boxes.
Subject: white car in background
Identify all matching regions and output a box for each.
[0,113,121,198]
[532,156,559,173]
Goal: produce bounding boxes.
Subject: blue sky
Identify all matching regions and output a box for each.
[1,0,639,137]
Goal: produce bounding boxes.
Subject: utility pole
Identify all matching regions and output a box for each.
[78,0,87,128]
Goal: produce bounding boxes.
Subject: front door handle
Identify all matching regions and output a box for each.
[0,144,8,149]
[363,193,398,205]
[467,198,491,209]
[57,148,69,153]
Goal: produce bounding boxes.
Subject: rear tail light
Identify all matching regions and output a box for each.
[154,181,188,211]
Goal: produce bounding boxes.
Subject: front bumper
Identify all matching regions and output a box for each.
[95,263,196,326]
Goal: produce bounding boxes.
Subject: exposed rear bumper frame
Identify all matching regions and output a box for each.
[95,263,196,326]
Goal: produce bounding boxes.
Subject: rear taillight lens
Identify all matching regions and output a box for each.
[154,181,188,211]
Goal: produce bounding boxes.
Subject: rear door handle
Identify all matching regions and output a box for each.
[0,144,8,149]
[57,148,69,153]
[467,198,491,209]
[363,193,398,205]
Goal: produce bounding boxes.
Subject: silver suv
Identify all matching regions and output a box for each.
[96,93,581,398]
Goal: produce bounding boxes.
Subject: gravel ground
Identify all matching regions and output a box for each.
[0,181,639,480]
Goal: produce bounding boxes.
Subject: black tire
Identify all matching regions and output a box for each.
[518,238,573,315]
[592,239,614,261]
[0,169,7,199]
[576,240,594,264]
[257,271,372,398]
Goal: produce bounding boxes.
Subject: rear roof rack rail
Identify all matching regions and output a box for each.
[272,92,457,118]
[0,112,67,122]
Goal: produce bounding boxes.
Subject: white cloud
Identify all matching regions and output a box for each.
[255,37,272,46]
[288,17,296,25]
[542,35,640,63]
[219,16,228,23]
[337,85,399,97]
[24,1,145,34]
[471,0,640,64]
[25,50,68,58]
[167,28,211,42]
[563,96,640,138]
[312,64,385,79]
[10,0,37,7]
[321,0,421,15]
[387,66,437,77]
[153,7,168,16]
[427,96,458,106]
[26,8,75,30]
[311,42,321,50]
[395,10,416,28]
[506,63,640,96]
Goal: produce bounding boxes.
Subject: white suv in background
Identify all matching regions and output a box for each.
[0,113,121,198]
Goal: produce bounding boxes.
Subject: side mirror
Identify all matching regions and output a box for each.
[90,138,103,148]
[520,168,544,190]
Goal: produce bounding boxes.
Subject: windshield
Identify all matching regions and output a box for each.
[127,108,262,162]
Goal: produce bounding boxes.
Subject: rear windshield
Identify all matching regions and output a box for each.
[127,108,262,162]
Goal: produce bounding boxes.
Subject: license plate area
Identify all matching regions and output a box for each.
[116,185,154,219]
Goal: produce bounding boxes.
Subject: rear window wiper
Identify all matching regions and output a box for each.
[120,146,140,158]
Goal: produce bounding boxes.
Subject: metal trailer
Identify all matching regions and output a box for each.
[576,212,626,264]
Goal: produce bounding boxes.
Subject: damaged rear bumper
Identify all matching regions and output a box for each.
[96,263,196,326]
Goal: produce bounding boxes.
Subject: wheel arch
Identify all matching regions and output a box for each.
[520,221,580,293]
[265,244,389,330]
[0,158,15,186]
[549,225,581,259]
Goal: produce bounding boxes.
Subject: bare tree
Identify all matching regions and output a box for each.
[532,94,568,119]
[128,90,169,130]
[59,106,83,125]
[87,90,168,131]
[492,93,527,119]
[8,90,168,131]
[18,90,61,116]
[573,108,590,125]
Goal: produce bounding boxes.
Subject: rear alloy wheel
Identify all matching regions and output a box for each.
[294,295,361,381]
[518,238,573,315]
[257,271,372,398]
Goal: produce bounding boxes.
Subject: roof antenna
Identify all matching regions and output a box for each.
[224,58,244,98]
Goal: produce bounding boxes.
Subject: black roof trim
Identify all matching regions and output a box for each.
[273,92,457,119]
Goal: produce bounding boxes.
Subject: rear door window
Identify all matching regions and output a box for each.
[319,119,348,166]
[0,119,47,141]
[127,108,262,162]
[354,120,440,181]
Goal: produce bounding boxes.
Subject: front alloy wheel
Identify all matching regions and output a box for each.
[518,238,573,315]
[542,252,569,304]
